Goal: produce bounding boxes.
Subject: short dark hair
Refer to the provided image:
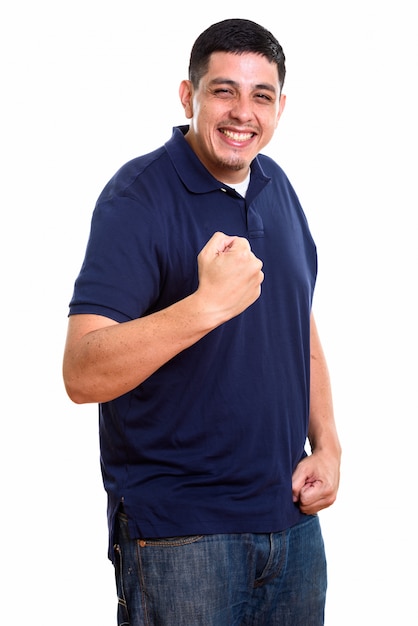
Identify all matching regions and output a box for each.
[188,18,286,91]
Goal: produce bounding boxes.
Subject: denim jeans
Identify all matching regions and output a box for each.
[113,512,327,625]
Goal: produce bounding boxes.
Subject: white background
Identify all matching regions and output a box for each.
[2,1,417,624]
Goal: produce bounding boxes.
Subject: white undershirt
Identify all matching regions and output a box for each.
[224,169,251,198]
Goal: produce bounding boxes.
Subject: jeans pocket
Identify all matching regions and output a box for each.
[136,534,204,548]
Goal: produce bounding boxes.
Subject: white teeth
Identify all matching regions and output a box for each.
[221,130,253,141]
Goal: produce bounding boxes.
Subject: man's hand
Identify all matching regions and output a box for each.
[196,232,264,323]
[292,449,340,515]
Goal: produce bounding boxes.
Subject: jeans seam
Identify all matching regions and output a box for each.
[253,531,287,588]
[114,543,129,619]
[135,536,151,626]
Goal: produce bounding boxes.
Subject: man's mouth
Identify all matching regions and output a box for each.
[220,129,255,142]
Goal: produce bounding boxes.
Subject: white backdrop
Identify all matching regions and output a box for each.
[2,1,417,624]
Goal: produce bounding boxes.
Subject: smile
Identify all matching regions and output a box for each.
[220,129,254,142]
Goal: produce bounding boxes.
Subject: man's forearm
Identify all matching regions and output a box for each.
[308,314,341,457]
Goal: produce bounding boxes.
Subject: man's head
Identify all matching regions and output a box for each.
[188,18,286,93]
[179,19,287,185]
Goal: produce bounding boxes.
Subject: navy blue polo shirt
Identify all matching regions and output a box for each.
[69,126,317,559]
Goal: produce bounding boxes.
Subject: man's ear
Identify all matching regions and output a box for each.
[275,93,286,128]
[179,80,194,119]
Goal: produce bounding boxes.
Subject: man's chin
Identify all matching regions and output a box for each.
[216,157,248,173]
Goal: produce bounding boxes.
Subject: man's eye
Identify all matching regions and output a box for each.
[213,88,233,96]
[256,93,272,101]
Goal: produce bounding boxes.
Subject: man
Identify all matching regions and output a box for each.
[63,18,341,625]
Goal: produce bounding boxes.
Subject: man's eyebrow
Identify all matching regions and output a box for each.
[208,78,277,93]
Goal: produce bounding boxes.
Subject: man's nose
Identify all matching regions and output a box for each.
[229,95,254,122]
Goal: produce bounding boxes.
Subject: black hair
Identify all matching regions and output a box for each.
[188,18,286,91]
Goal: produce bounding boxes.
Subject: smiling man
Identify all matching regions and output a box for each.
[63,18,341,626]
[180,50,286,183]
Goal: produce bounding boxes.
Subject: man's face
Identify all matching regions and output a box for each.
[179,51,286,184]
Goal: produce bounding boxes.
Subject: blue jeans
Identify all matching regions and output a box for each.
[113,512,327,625]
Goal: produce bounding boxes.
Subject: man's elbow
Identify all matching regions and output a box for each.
[62,362,93,405]
[63,377,90,404]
